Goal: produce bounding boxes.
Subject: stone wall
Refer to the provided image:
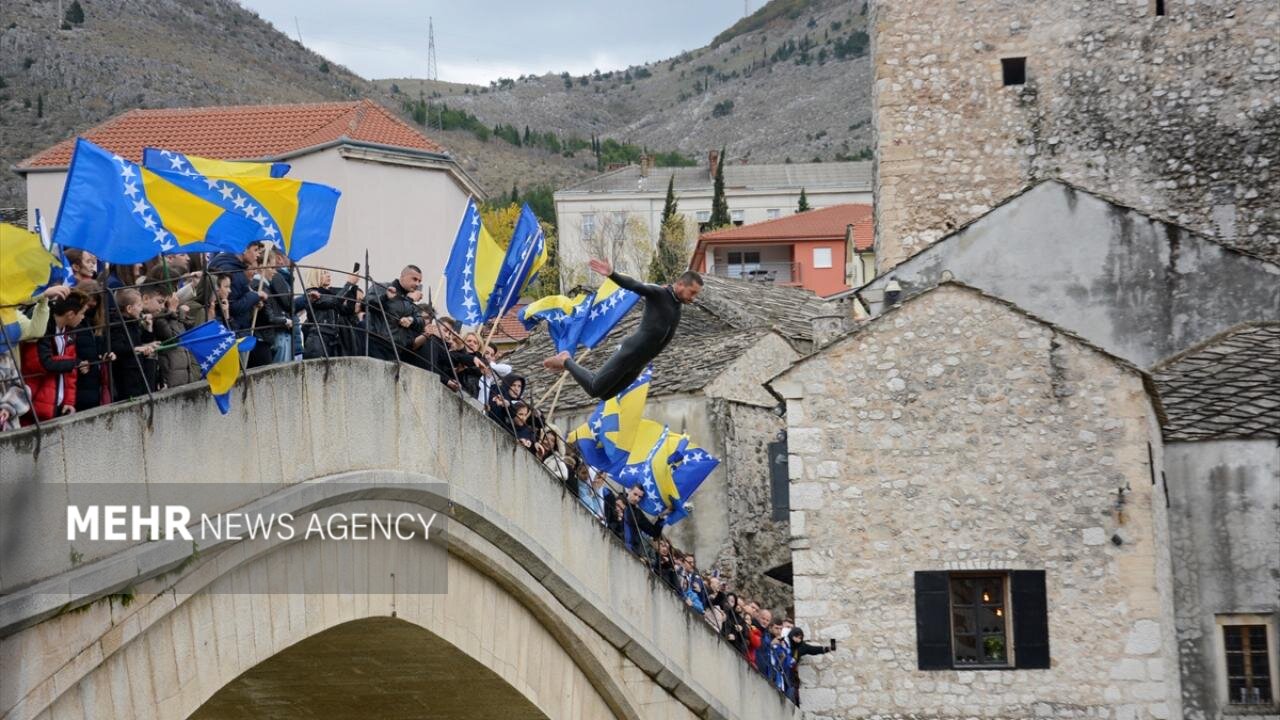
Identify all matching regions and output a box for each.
[715,399,792,614]
[771,284,1181,719]
[870,0,1280,269]
[1165,439,1280,719]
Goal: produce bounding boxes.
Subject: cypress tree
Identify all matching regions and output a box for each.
[709,148,730,228]
[510,182,519,205]
[661,174,678,224]
[797,187,811,213]
[65,0,85,25]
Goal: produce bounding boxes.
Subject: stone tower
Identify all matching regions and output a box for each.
[869,0,1280,271]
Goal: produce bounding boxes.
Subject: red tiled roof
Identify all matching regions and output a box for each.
[19,99,446,169]
[481,304,530,345]
[699,204,874,251]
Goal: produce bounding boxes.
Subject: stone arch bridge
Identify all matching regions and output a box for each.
[0,359,799,720]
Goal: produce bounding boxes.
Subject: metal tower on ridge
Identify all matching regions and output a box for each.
[427,17,438,82]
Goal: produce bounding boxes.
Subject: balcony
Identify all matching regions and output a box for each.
[710,261,801,284]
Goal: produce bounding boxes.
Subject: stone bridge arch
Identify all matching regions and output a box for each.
[0,359,800,720]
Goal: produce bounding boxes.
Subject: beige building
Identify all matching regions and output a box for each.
[770,282,1182,718]
[15,100,483,283]
[553,154,872,286]
[869,0,1280,270]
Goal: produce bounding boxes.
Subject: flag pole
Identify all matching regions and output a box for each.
[482,237,536,350]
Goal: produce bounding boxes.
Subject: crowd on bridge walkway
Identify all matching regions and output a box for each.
[0,241,836,705]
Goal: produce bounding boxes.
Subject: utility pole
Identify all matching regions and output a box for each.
[294,17,304,45]
[427,17,442,130]
[744,0,749,17]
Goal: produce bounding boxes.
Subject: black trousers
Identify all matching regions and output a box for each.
[565,351,646,400]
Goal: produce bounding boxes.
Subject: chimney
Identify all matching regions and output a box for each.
[639,153,651,177]
[707,149,720,179]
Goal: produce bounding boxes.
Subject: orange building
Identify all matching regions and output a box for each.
[691,204,874,297]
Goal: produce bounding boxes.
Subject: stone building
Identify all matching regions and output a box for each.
[1152,323,1280,717]
[769,282,1181,719]
[870,0,1280,269]
[507,276,846,611]
[851,180,1280,368]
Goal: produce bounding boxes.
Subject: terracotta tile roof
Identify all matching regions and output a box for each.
[481,304,531,345]
[1152,323,1280,441]
[19,99,446,170]
[699,204,874,251]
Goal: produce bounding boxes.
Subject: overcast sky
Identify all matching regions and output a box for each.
[239,0,747,85]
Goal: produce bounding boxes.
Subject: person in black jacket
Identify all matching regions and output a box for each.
[109,288,159,401]
[787,627,835,706]
[544,258,703,399]
[297,268,359,359]
[619,484,669,556]
[364,265,425,364]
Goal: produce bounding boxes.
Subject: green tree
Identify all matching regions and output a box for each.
[36,93,42,118]
[797,187,811,213]
[660,174,678,224]
[319,60,330,73]
[709,148,730,228]
[510,182,519,205]
[64,0,85,25]
[648,213,688,283]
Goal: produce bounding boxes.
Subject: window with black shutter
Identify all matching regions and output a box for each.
[914,569,1051,670]
[768,438,789,521]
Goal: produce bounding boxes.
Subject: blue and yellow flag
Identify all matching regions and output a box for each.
[578,278,640,349]
[32,209,73,293]
[176,320,256,414]
[52,139,263,263]
[445,198,507,326]
[0,223,62,347]
[568,367,652,473]
[519,291,591,354]
[142,148,338,261]
[624,428,719,525]
[142,148,290,179]
[486,204,548,321]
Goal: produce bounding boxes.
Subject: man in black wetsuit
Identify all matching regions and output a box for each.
[544,257,703,399]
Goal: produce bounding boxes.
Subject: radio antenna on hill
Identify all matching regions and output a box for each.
[294,17,304,45]
[427,17,442,129]
[744,0,750,17]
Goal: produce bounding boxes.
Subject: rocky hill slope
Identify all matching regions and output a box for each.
[378,0,873,166]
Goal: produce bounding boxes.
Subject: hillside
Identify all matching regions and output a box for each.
[0,0,870,216]
[375,0,873,168]
[0,0,589,212]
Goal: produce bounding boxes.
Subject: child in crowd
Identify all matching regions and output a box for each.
[110,288,159,401]
[20,289,90,422]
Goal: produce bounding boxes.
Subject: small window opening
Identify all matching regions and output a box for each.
[1001,57,1026,86]
[1153,0,1167,16]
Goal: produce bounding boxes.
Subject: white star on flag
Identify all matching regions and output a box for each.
[119,165,136,180]
[131,198,149,215]
[218,185,234,200]
[243,204,257,217]
[264,226,279,238]
[232,195,246,209]
[168,156,186,170]
[123,182,139,198]
[142,215,157,230]
[112,154,125,164]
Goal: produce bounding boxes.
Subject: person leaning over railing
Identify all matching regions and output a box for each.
[148,274,204,390]
[19,288,89,423]
[296,267,359,359]
[364,265,425,366]
[108,287,160,401]
[69,280,114,411]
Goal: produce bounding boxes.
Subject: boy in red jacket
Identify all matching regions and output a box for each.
[22,289,89,422]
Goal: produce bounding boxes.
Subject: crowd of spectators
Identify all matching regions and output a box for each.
[0,242,835,704]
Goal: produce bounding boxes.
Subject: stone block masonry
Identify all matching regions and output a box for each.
[870,0,1280,269]
[772,284,1181,719]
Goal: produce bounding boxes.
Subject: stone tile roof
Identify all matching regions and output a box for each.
[696,274,842,346]
[1151,323,1280,441]
[19,100,446,170]
[699,204,874,251]
[557,161,872,195]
